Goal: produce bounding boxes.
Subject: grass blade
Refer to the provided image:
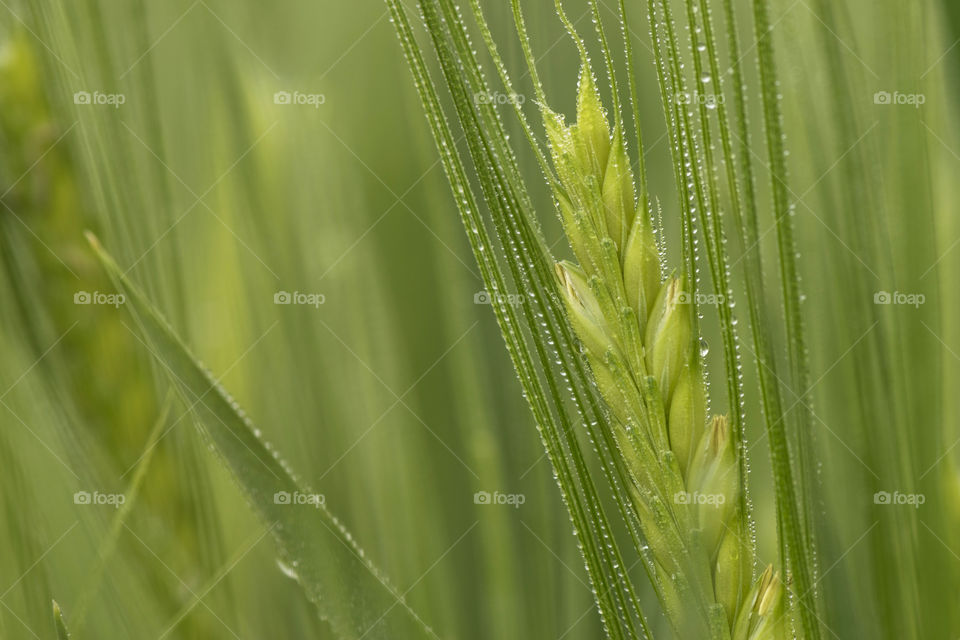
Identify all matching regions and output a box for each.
[53,600,70,640]
[87,233,438,640]
[750,0,823,635]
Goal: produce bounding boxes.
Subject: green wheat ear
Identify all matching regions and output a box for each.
[547,65,780,640]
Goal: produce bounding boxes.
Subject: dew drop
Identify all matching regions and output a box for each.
[277,559,299,580]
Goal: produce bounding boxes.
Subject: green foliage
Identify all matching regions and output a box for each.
[90,234,436,639]
[0,0,958,638]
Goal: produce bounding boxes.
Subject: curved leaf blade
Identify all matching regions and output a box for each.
[87,233,437,640]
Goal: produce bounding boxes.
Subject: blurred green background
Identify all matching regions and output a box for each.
[0,0,957,638]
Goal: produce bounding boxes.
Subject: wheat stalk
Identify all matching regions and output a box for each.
[546,64,783,640]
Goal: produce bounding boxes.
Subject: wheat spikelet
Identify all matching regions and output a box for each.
[547,65,783,640]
